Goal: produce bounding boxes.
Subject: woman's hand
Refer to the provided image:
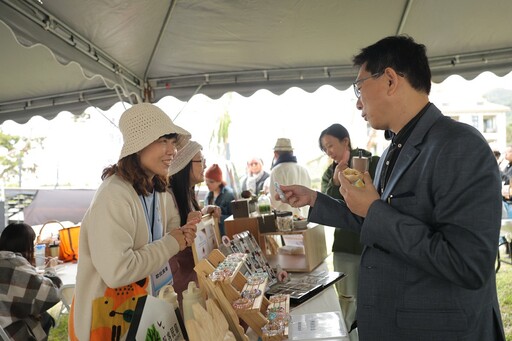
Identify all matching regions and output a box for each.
[187,211,202,223]
[170,217,199,251]
[182,217,200,244]
[332,162,348,186]
[170,229,188,251]
[202,205,221,219]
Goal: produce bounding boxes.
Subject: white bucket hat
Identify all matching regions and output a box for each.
[273,138,294,152]
[118,103,191,160]
[168,140,203,176]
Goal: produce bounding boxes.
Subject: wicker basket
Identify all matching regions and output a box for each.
[35,220,65,257]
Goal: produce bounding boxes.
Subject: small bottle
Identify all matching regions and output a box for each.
[35,244,46,269]
[276,211,293,231]
[257,191,271,215]
[159,285,188,340]
[182,281,206,322]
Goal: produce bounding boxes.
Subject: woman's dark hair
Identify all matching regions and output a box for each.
[352,35,431,95]
[102,134,178,196]
[319,124,352,152]
[169,162,200,226]
[0,223,36,264]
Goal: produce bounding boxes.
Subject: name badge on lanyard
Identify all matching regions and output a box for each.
[143,193,173,296]
[151,261,173,296]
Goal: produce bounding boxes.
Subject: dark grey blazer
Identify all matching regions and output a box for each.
[310,104,505,340]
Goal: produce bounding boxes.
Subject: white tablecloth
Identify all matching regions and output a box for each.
[247,261,350,341]
[55,261,78,286]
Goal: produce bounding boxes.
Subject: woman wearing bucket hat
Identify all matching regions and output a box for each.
[167,140,221,310]
[70,103,199,341]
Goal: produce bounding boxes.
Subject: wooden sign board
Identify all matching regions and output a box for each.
[192,214,221,265]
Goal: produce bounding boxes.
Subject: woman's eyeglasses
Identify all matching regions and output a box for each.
[191,158,206,165]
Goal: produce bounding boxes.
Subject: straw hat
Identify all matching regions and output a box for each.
[273,138,294,152]
[118,103,190,160]
[168,140,203,176]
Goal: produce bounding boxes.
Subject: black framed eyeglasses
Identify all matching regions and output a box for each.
[352,72,383,98]
[191,158,206,165]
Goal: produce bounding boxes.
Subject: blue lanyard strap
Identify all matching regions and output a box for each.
[142,192,157,241]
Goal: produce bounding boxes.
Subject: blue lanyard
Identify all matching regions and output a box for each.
[142,192,156,241]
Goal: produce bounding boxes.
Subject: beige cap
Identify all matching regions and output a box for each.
[273,138,294,152]
[168,140,203,176]
[118,103,191,160]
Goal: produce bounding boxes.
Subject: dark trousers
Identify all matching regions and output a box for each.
[40,311,55,337]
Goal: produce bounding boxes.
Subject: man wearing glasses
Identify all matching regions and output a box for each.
[277,36,505,340]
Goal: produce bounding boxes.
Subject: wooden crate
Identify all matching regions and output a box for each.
[225,215,327,272]
[263,223,327,272]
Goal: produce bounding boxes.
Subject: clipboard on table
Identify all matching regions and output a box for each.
[191,214,221,265]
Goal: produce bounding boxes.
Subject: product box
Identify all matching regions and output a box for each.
[263,224,327,272]
[230,199,250,218]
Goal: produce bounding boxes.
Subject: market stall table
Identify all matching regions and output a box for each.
[246,261,350,341]
[55,261,78,286]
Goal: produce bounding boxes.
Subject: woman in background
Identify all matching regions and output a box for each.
[168,140,220,309]
[0,222,61,340]
[204,164,235,236]
[318,123,379,329]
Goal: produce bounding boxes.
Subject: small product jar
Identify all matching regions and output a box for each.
[257,191,271,215]
[275,211,293,231]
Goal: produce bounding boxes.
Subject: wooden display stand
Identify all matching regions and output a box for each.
[263,223,327,272]
[194,249,287,341]
[225,216,328,272]
[225,215,266,247]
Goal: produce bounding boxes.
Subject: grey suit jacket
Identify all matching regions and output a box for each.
[310,104,505,341]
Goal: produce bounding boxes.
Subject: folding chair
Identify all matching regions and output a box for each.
[55,283,75,327]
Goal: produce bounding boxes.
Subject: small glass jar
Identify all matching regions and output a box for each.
[257,191,271,215]
[275,211,293,231]
[261,320,285,337]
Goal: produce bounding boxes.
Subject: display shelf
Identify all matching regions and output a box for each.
[262,224,327,272]
[194,249,288,341]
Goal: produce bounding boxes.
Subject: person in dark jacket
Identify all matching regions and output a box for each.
[277,35,505,341]
[204,164,236,236]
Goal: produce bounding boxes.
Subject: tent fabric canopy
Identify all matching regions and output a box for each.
[1,0,512,123]
[22,189,95,226]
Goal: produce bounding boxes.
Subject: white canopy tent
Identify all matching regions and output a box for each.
[1,0,512,123]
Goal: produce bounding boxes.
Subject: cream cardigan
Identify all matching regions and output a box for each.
[71,174,180,341]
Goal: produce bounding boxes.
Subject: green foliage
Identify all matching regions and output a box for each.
[209,93,233,159]
[0,129,43,185]
[497,255,512,340]
[48,313,68,341]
